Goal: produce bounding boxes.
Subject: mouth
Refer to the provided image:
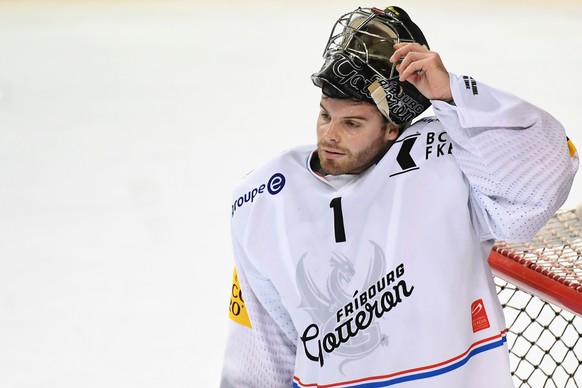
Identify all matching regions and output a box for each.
[321,147,345,160]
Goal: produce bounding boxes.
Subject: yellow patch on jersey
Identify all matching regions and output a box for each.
[228,267,252,328]
[568,138,577,158]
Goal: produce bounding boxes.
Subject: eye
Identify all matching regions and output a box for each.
[344,120,360,129]
[319,110,331,121]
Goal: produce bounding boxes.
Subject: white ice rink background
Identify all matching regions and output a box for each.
[0,1,580,387]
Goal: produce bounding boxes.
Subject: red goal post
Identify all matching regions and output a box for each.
[488,207,582,316]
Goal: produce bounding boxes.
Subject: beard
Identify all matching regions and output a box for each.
[317,135,391,175]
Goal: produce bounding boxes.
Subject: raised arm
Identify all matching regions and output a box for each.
[392,43,578,241]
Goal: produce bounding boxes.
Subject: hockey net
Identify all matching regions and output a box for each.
[489,207,582,387]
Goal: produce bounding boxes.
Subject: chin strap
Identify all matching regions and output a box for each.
[367,80,391,121]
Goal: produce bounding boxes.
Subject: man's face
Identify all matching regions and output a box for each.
[316,96,398,175]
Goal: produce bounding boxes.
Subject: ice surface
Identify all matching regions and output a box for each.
[0,1,580,387]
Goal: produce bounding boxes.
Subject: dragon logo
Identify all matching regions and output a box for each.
[296,241,399,371]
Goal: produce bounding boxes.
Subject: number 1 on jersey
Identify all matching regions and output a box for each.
[330,197,346,243]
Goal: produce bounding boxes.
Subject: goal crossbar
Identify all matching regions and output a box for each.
[488,208,582,316]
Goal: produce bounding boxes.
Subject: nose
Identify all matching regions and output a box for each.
[322,120,340,143]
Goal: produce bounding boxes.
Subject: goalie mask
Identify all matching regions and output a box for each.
[311,6,431,125]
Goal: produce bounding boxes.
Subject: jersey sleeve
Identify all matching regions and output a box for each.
[431,73,579,242]
[220,261,297,387]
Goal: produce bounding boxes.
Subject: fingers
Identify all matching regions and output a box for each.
[389,42,428,63]
[395,51,427,81]
[389,43,437,82]
[387,43,452,101]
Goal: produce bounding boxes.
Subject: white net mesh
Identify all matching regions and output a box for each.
[492,208,582,387]
[495,278,582,387]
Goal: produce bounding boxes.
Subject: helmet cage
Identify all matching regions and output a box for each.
[312,7,432,125]
[322,7,416,82]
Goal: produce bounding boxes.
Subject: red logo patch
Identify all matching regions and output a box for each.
[471,299,490,333]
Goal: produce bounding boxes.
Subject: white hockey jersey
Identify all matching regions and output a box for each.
[221,74,578,387]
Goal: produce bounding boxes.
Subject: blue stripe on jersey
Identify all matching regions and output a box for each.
[293,332,507,388]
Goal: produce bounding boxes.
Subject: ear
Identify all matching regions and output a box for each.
[384,123,400,141]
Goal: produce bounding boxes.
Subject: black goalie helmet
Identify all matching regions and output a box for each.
[311,6,431,125]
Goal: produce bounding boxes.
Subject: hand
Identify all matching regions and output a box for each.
[389,43,453,102]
